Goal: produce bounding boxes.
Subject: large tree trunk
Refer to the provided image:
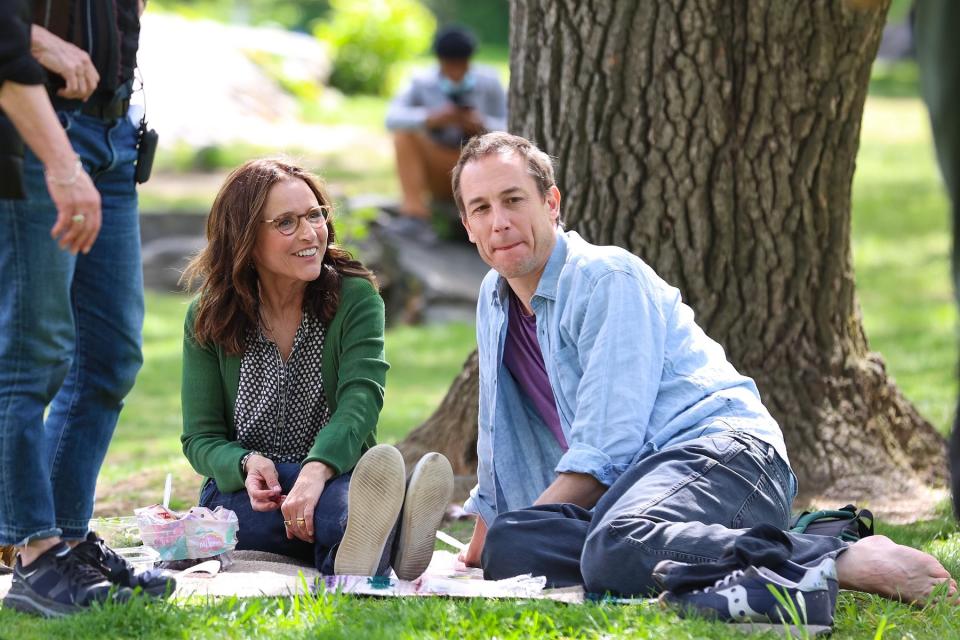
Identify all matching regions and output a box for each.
[399,0,948,516]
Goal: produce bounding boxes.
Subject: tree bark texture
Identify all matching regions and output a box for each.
[400,0,947,512]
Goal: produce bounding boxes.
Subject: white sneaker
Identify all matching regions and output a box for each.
[392,452,454,581]
[334,444,406,576]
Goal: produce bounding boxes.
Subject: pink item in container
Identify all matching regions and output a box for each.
[135,504,238,561]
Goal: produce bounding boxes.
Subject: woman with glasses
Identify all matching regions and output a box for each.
[179,158,452,579]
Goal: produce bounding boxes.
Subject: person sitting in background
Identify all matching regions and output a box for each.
[180,158,453,579]
[385,25,507,241]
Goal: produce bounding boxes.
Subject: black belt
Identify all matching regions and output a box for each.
[80,98,130,121]
[52,98,130,122]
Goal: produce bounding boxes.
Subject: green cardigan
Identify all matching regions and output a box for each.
[180,276,388,493]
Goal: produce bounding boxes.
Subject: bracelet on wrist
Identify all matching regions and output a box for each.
[240,451,262,474]
[44,157,83,187]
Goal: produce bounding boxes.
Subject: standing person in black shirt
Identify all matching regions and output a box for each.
[0,0,100,248]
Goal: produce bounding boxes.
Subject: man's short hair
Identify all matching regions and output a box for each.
[451,132,556,215]
[433,25,477,60]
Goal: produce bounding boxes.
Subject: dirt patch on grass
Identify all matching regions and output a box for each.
[94,468,204,517]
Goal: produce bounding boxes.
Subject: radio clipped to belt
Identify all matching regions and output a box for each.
[135,119,158,184]
[132,72,157,185]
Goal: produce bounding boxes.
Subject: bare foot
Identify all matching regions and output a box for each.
[836,535,957,605]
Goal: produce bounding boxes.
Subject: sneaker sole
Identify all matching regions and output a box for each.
[140,577,177,598]
[659,593,833,637]
[730,622,832,637]
[392,452,454,581]
[2,590,77,618]
[334,444,406,576]
[2,582,129,618]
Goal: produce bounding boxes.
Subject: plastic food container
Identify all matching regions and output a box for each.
[89,516,142,548]
[113,545,161,571]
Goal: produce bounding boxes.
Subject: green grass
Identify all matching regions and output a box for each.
[0,590,814,640]
[4,525,960,639]
[380,322,476,439]
[869,60,920,99]
[141,151,399,215]
[852,96,957,433]
[5,502,960,639]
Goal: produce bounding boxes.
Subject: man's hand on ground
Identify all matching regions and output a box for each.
[31,25,100,100]
[458,517,488,568]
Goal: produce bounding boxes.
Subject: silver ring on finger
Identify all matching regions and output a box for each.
[71,213,86,224]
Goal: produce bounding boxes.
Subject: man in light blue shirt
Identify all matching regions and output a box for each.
[450,131,956,608]
[385,26,506,238]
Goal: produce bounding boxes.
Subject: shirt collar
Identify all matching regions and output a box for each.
[533,228,568,302]
[488,227,569,308]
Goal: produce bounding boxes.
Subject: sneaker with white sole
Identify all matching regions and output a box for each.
[392,452,454,581]
[72,532,176,597]
[2,542,133,617]
[658,556,838,636]
[333,444,406,576]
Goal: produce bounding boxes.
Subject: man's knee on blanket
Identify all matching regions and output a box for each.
[481,514,528,580]
[481,504,594,584]
[581,516,663,596]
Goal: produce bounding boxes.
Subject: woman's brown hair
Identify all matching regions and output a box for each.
[181,158,377,354]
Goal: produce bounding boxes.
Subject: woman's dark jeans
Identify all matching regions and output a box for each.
[200,463,364,574]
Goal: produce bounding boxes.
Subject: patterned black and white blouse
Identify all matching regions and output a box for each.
[235,311,332,463]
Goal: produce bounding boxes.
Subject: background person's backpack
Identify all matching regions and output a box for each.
[789,504,874,542]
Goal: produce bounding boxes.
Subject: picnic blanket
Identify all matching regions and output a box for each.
[175,549,585,602]
[0,550,585,603]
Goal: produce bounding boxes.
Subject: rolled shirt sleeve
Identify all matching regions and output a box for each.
[553,270,667,486]
[463,480,498,529]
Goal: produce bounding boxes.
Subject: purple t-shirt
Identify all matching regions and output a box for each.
[503,293,568,451]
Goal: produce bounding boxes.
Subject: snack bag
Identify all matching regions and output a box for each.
[183,506,239,558]
[135,504,238,560]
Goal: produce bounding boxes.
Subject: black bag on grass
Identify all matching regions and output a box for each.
[789,504,874,542]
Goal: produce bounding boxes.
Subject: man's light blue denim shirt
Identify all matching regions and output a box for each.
[464,230,793,527]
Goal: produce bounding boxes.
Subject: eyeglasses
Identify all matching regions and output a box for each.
[263,207,330,236]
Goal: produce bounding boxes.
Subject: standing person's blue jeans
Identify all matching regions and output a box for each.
[482,431,848,596]
[200,464,393,575]
[0,109,143,546]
